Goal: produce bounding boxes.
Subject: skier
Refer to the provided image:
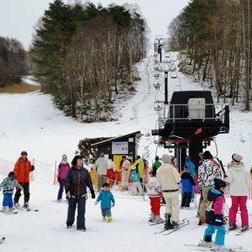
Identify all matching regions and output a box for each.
[226,153,249,231]
[14,151,35,209]
[146,170,163,223]
[95,183,115,222]
[199,178,227,249]
[95,153,109,191]
[129,166,143,195]
[65,155,95,231]
[157,154,181,229]
[152,156,162,176]
[133,155,144,183]
[57,154,70,201]
[0,172,23,213]
[198,151,223,225]
[180,169,195,208]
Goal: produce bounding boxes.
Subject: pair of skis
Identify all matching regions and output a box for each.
[154,218,190,235]
[184,244,249,252]
[227,227,251,236]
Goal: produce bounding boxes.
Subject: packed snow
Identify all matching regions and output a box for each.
[0,53,252,251]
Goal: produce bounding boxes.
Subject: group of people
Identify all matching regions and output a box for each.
[0,151,34,212]
[1,149,251,250]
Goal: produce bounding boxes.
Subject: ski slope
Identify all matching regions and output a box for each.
[0,53,252,251]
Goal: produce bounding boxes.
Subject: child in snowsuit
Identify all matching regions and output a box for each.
[129,166,143,196]
[201,178,227,249]
[181,170,195,208]
[0,172,23,212]
[226,153,249,231]
[146,171,163,223]
[95,183,115,222]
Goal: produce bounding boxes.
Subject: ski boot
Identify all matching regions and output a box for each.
[198,240,213,248]
[164,214,173,230]
[241,225,249,232]
[148,213,155,223]
[14,202,20,209]
[171,221,179,229]
[229,223,238,231]
[23,202,29,209]
[155,216,164,224]
[106,216,112,223]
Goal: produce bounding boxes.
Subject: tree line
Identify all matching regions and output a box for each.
[168,0,252,110]
[31,0,147,121]
[0,37,27,87]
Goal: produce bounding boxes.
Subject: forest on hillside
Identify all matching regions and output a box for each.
[168,0,252,110]
[31,0,147,122]
[0,37,27,87]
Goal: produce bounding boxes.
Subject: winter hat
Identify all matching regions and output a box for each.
[232,153,243,163]
[61,154,68,163]
[162,154,172,164]
[100,152,105,157]
[155,156,160,161]
[203,151,213,160]
[8,171,15,179]
[214,178,227,190]
[21,151,28,156]
[71,155,83,166]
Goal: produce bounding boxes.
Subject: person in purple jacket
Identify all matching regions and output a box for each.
[57,154,70,201]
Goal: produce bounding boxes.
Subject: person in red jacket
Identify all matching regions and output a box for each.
[13,151,35,209]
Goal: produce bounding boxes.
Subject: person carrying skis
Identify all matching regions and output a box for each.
[95,183,115,222]
[198,151,223,225]
[57,154,70,201]
[65,155,95,231]
[157,154,181,229]
[13,151,35,209]
[226,153,250,231]
[146,170,163,223]
[0,172,23,213]
[200,178,227,249]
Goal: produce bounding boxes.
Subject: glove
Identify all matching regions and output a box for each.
[112,202,115,207]
[214,214,224,226]
[66,191,71,199]
[91,191,95,199]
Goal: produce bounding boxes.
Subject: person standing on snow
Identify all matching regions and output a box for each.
[157,154,181,229]
[121,156,131,191]
[95,183,115,222]
[226,153,250,231]
[65,155,95,231]
[57,154,70,201]
[199,179,227,249]
[152,156,162,176]
[0,172,23,212]
[14,151,35,209]
[198,151,223,225]
[133,155,144,183]
[95,153,109,191]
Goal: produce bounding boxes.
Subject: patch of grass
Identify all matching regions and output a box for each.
[0,82,40,94]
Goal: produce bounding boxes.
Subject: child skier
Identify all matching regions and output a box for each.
[200,178,227,249]
[129,166,143,196]
[227,153,249,231]
[146,171,163,223]
[0,172,23,212]
[95,183,115,222]
[181,169,195,208]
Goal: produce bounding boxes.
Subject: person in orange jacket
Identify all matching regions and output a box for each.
[13,151,34,209]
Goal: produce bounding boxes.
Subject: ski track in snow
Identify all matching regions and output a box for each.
[0,53,252,251]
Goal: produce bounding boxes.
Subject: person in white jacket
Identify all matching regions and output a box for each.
[226,153,250,231]
[146,171,163,223]
[157,154,181,229]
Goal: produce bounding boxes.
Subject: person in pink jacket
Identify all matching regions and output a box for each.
[57,154,70,201]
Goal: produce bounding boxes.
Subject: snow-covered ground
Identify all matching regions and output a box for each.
[1,53,252,251]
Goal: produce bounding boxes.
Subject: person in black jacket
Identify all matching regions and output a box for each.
[65,155,95,231]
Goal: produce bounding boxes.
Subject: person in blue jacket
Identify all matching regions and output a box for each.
[181,170,195,208]
[95,183,115,222]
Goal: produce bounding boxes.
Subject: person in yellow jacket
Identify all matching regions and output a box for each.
[89,164,98,191]
[133,156,144,183]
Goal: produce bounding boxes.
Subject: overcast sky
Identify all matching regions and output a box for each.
[0,0,189,50]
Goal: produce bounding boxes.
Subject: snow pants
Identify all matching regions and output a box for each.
[149,196,161,216]
[2,193,13,208]
[229,196,249,226]
[14,182,30,204]
[204,224,226,246]
[199,186,213,223]
[66,197,86,229]
[181,192,192,207]
[57,179,65,200]
[101,208,112,218]
[163,192,179,223]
